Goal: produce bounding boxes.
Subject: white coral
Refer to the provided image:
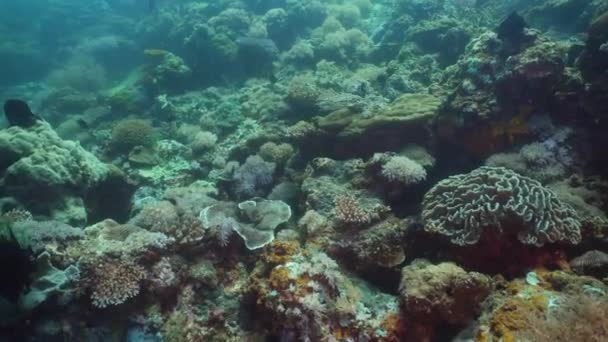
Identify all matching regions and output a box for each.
[381,155,427,185]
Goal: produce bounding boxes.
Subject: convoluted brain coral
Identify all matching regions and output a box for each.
[422,166,581,246]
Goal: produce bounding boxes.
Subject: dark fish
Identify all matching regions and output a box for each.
[149,0,156,11]
[3,99,41,128]
[496,11,527,42]
[0,234,34,302]
[76,118,89,129]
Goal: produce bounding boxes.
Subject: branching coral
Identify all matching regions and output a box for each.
[84,258,146,308]
[334,195,374,225]
[380,155,427,185]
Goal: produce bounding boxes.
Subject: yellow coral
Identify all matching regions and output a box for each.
[268,266,291,290]
[262,240,301,265]
[488,294,548,342]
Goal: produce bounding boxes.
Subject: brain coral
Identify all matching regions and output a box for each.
[422,166,581,246]
[110,119,156,153]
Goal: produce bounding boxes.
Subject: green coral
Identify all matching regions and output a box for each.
[329,92,442,137]
[110,119,157,153]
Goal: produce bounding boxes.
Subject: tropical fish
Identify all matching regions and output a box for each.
[3,100,41,128]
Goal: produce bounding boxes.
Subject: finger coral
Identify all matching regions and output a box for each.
[85,259,146,308]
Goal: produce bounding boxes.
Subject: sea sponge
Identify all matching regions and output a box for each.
[422,166,582,246]
[110,119,156,153]
[381,155,427,185]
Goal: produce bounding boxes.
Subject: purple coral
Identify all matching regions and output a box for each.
[233,155,276,198]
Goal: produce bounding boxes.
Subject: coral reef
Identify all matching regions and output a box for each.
[400,259,493,330]
[0,122,132,224]
[1,1,607,340]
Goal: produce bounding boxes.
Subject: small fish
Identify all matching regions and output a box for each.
[3,99,41,128]
[148,0,155,11]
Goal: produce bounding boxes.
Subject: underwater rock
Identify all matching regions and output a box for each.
[577,10,608,83]
[0,122,132,225]
[301,158,388,224]
[18,252,79,312]
[496,11,527,51]
[438,29,569,156]
[570,250,608,278]
[11,220,83,255]
[312,93,441,157]
[128,146,157,166]
[474,271,608,341]
[339,93,441,137]
[70,219,173,260]
[400,259,493,325]
[422,166,582,246]
[250,246,401,341]
[406,17,472,65]
[337,216,411,269]
[130,200,204,246]
[524,0,601,34]
[143,49,192,94]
